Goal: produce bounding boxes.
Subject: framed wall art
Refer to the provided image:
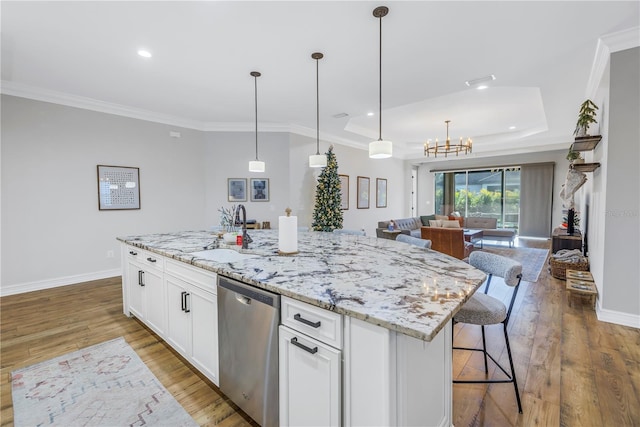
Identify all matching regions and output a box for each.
[357,176,370,209]
[250,178,269,202]
[339,174,349,210]
[376,178,387,208]
[97,165,140,210]
[228,178,247,202]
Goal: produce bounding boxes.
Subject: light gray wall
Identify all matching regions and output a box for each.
[415,150,569,232]
[289,134,409,236]
[1,97,410,294]
[1,95,208,294]
[599,47,639,319]
[203,131,291,230]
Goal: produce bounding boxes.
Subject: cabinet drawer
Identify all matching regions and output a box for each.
[281,296,342,349]
[125,246,164,271]
[166,259,216,293]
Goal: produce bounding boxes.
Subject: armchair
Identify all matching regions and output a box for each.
[420,227,473,260]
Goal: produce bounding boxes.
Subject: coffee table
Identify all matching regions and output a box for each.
[463,229,483,248]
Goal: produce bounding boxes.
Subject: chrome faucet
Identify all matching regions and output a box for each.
[237,204,252,249]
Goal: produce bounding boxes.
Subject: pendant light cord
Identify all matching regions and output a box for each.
[378,12,383,142]
[254,74,259,161]
[316,57,320,155]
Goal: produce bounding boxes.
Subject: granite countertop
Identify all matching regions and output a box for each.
[117,230,486,342]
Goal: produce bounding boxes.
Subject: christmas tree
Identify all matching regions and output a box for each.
[312,146,344,231]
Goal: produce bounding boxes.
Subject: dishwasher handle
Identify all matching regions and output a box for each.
[217,275,280,308]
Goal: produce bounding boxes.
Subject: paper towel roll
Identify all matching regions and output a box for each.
[279,214,298,254]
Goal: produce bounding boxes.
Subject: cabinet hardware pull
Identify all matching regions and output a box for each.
[291,337,318,354]
[184,293,191,313]
[181,291,186,311]
[129,251,138,256]
[138,270,145,286]
[294,313,321,328]
[147,257,156,263]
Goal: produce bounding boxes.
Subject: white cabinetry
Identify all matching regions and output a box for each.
[120,244,219,386]
[124,247,166,336]
[165,259,219,385]
[279,296,342,427]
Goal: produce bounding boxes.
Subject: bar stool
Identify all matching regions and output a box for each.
[452,251,524,414]
[395,234,432,249]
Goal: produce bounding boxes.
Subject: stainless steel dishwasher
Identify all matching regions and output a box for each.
[217,275,280,427]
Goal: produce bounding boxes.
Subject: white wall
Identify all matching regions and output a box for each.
[416,150,570,232]
[203,131,291,230]
[1,97,410,294]
[1,95,208,295]
[289,134,408,237]
[590,47,639,325]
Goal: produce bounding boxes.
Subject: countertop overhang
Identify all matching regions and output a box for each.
[118,230,486,342]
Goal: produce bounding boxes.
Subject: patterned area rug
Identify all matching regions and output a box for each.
[11,337,197,427]
[480,246,549,283]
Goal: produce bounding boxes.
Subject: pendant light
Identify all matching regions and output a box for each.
[249,71,265,172]
[369,6,392,159]
[309,52,327,168]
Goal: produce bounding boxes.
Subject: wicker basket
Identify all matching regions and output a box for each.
[550,257,589,280]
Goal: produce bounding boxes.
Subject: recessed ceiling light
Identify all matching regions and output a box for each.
[465,74,496,88]
[137,49,152,58]
[477,85,488,90]
[509,126,516,130]
[367,112,374,116]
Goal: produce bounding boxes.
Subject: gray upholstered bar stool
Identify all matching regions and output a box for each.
[332,229,366,236]
[395,234,432,249]
[452,251,524,414]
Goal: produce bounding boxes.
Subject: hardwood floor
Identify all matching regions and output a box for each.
[1,240,638,426]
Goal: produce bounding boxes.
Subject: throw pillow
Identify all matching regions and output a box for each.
[442,220,461,228]
[429,220,443,227]
[450,211,462,217]
[435,214,449,221]
[420,214,436,225]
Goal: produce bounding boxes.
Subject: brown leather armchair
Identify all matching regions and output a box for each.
[420,227,473,260]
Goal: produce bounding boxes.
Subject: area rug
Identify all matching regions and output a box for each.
[11,337,197,427]
[480,246,549,283]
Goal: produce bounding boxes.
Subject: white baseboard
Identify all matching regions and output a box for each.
[596,305,640,329]
[0,269,122,297]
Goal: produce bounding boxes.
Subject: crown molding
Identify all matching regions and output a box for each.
[586,26,639,99]
[1,81,207,131]
[202,121,291,133]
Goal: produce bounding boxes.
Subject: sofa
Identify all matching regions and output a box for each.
[376,217,423,239]
[464,217,516,247]
[420,227,473,260]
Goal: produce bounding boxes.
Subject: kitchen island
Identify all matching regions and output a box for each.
[118,229,486,427]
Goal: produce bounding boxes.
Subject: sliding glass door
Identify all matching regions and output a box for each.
[435,167,520,232]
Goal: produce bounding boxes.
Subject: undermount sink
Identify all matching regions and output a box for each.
[190,248,259,263]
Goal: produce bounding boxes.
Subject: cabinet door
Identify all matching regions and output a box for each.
[143,267,165,336]
[279,326,341,427]
[189,286,219,385]
[127,261,145,319]
[165,275,191,357]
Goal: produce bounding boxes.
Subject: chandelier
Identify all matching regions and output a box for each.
[424,120,472,158]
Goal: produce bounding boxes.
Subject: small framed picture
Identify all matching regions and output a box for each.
[97,165,140,210]
[376,178,387,208]
[357,176,369,209]
[250,178,269,202]
[228,178,247,202]
[339,174,349,210]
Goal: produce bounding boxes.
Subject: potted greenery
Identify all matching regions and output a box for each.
[566,147,584,164]
[574,99,599,138]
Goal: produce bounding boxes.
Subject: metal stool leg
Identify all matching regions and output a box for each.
[503,323,523,414]
[481,325,488,374]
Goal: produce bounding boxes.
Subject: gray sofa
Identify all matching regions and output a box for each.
[464,217,516,247]
[376,217,424,239]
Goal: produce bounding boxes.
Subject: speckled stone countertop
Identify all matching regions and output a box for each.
[117,230,486,342]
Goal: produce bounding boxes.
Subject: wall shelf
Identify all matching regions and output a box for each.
[571,135,602,151]
[571,162,601,172]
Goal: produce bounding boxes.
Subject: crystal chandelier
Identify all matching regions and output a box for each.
[424,120,472,158]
